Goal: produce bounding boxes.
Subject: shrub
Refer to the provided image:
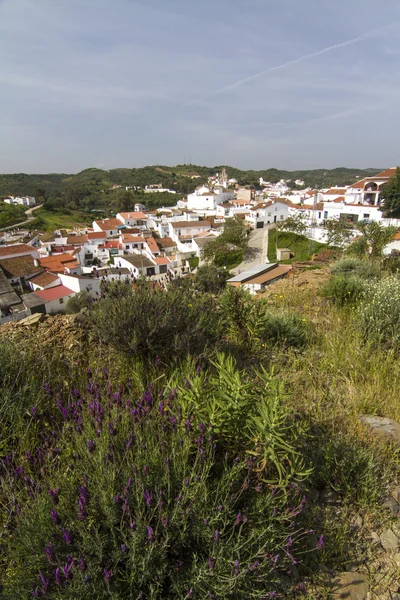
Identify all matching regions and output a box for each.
[358,276,400,348]
[331,257,381,279]
[90,281,222,362]
[259,311,313,348]
[1,353,312,599]
[65,291,92,314]
[322,274,366,307]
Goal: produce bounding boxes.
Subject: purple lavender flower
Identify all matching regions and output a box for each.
[78,557,86,571]
[63,562,72,580]
[104,568,112,582]
[147,525,154,541]
[126,435,134,449]
[124,478,131,495]
[44,542,54,562]
[120,544,128,553]
[234,511,241,526]
[185,418,191,432]
[49,488,60,504]
[214,529,220,543]
[130,521,136,530]
[184,477,189,487]
[199,423,206,434]
[196,364,201,375]
[39,570,49,592]
[217,504,223,512]
[249,560,259,571]
[233,560,239,576]
[31,406,37,418]
[144,489,152,507]
[316,535,325,549]
[207,557,215,571]
[255,483,262,492]
[61,528,72,545]
[155,355,160,367]
[50,509,59,524]
[54,567,61,585]
[162,516,168,527]
[88,439,95,453]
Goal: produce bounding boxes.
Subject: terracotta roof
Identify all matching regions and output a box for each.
[0,244,36,258]
[121,234,144,243]
[40,253,78,267]
[324,188,347,195]
[333,196,345,203]
[170,220,211,229]
[0,256,42,278]
[87,232,107,240]
[157,237,176,249]
[392,233,400,241]
[374,167,397,179]
[118,211,147,220]
[145,237,159,253]
[67,235,88,245]
[154,257,171,265]
[34,285,75,302]
[242,264,292,285]
[94,218,124,231]
[100,241,120,249]
[29,271,60,288]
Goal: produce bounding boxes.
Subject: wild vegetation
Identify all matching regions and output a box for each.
[1,252,400,598]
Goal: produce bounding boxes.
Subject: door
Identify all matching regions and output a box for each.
[274,216,277,223]
[256,221,264,229]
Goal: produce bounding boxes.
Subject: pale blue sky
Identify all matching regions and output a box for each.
[1,0,400,172]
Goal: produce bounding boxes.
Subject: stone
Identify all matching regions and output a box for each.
[390,487,400,503]
[352,515,363,529]
[368,532,382,546]
[321,487,340,505]
[360,415,400,447]
[331,572,368,599]
[383,498,400,517]
[380,529,400,552]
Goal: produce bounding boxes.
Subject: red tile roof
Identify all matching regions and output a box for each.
[121,234,144,243]
[145,237,159,253]
[170,220,211,229]
[29,272,60,287]
[0,244,36,258]
[34,285,75,302]
[154,257,171,265]
[94,218,124,231]
[118,212,147,220]
[87,232,107,240]
[67,235,88,245]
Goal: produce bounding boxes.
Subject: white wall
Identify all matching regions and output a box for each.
[45,293,75,314]
[59,274,101,296]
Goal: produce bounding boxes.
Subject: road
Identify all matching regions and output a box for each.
[231,225,273,275]
[0,204,43,231]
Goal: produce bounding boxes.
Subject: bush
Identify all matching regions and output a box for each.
[1,352,312,599]
[65,291,92,314]
[322,274,366,307]
[331,257,381,280]
[90,281,222,362]
[358,277,400,348]
[259,311,313,348]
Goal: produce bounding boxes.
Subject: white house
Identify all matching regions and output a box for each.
[168,220,211,243]
[345,168,397,206]
[32,285,76,314]
[92,218,126,237]
[59,273,101,296]
[116,212,148,227]
[187,186,234,211]
[4,196,36,207]
[0,244,39,260]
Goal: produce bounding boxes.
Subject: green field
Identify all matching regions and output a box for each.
[28,208,93,231]
[268,228,328,262]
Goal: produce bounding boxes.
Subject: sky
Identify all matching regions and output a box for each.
[1,0,400,173]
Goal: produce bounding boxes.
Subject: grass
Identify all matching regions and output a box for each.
[27,208,92,231]
[268,229,328,262]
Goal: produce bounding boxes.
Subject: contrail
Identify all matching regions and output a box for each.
[185,23,391,107]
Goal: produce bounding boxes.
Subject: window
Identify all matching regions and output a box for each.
[126,245,130,249]
[267,212,271,216]
[324,211,328,219]
[363,214,370,219]
[275,207,277,211]
[280,215,284,220]
[59,298,64,304]
[318,212,322,219]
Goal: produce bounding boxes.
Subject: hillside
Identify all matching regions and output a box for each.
[0,165,383,198]
[1,262,400,598]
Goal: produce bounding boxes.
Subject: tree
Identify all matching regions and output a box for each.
[380,167,400,212]
[192,265,229,294]
[276,213,307,236]
[201,217,248,267]
[323,217,354,247]
[347,221,397,257]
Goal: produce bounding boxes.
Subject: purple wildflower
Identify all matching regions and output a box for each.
[249,560,259,571]
[185,418,191,432]
[147,526,154,541]
[31,406,37,418]
[255,483,262,492]
[144,489,152,507]
[130,521,136,530]
[104,568,112,582]
[126,435,134,449]
[217,504,223,512]
[208,557,215,571]
[234,511,241,526]
[120,544,128,553]
[155,355,160,367]
[88,439,95,453]
[196,364,201,375]
[124,478,131,495]
[44,542,54,562]
[214,529,220,543]
[54,567,61,585]
[49,488,60,504]
[162,516,168,527]
[78,557,86,571]
[50,509,59,524]
[233,560,239,576]
[316,535,325,550]
[61,528,72,545]
[63,562,72,580]
[184,477,189,487]
[39,570,49,592]
[32,587,39,597]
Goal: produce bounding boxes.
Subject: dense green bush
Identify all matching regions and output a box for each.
[90,281,222,362]
[322,274,366,307]
[358,277,400,348]
[219,287,312,351]
[0,349,312,599]
[65,291,93,314]
[331,257,381,280]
